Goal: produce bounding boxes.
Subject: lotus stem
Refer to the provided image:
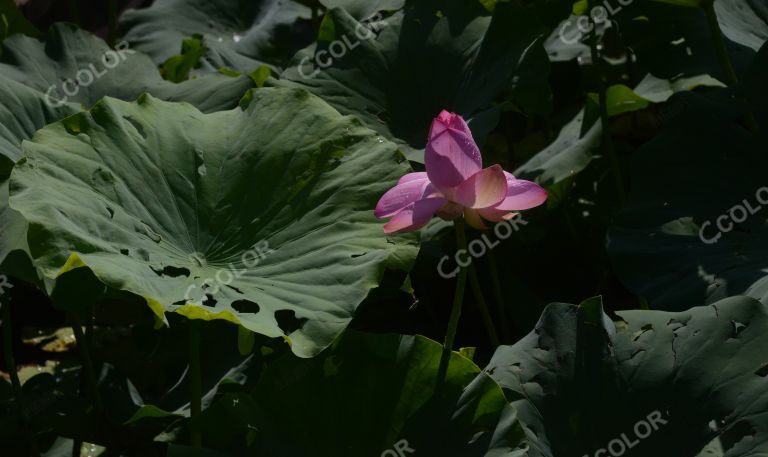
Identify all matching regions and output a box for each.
[587,0,626,203]
[68,0,80,26]
[487,249,512,343]
[468,265,500,348]
[702,0,759,132]
[188,319,203,447]
[703,1,738,86]
[71,318,103,415]
[107,0,118,48]
[436,218,469,396]
[2,296,40,457]
[312,0,320,27]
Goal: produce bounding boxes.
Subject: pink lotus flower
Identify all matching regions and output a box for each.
[375,111,547,233]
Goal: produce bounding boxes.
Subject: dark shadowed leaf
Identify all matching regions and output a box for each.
[9,88,417,357]
[479,296,768,456]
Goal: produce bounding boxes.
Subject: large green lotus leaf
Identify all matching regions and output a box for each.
[715,0,768,52]
[0,25,254,276]
[0,178,32,278]
[0,75,80,165]
[513,72,723,188]
[195,330,520,456]
[8,88,417,357]
[120,0,312,73]
[0,23,255,112]
[606,88,768,309]
[547,1,762,81]
[0,75,81,273]
[513,108,600,186]
[480,296,768,456]
[617,2,760,80]
[278,0,552,158]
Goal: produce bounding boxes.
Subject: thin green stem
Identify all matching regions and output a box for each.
[107,0,118,48]
[2,297,40,457]
[587,1,626,203]
[188,320,203,447]
[703,1,737,86]
[487,249,512,343]
[71,319,103,414]
[68,0,80,26]
[312,0,320,27]
[468,265,500,348]
[436,219,469,396]
[702,0,759,132]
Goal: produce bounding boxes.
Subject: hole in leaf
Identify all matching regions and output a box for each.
[275,309,307,335]
[120,249,129,256]
[151,265,190,278]
[106,207,114,219]
[232,299,260,314]
[202,293,218,308]
[755,362,768,377]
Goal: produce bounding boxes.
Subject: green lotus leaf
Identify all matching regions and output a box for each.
[0,76,80,166]
[618,1,762,80]
[715,0,767,52]
[120,0,312,73]
[198,331,519,456]
[547,0,763,80]
[514,71,727,188]
[0,23,255,112]
[0,76,81,273]
[277,0,552,158]
[481,296,768,456]
[607,89,768,309]
[9,87,418,357]
[0,24,256,270]
[513,107,600,186]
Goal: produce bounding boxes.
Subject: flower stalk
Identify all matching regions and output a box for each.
[587,0,626,203]
[2,296,40,457]
[487,249,512,342]
[468,264,501,348]
[71,317,103,415]
[189,319,203,447]
[436,219,469,396]
[702,0,759,132]
[108,0,118,48]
